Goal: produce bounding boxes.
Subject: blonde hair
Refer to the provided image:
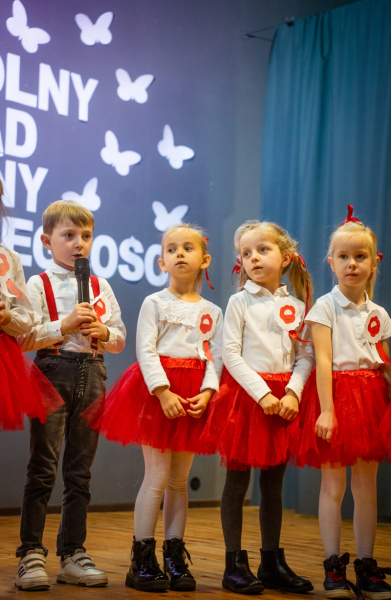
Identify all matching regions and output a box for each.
[234,220,313,306]
[328,220,378,299]
[42,200,94,234]
[161,223,209,293]
[0,179,8,220]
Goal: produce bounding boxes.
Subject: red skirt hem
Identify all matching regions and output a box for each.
[201,367,298,470]
[0,335,64,431]
[294,369,388,469]
[82,358,216,455]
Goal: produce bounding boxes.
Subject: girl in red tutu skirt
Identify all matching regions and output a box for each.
[84,224,223,592]
[202,221,314,595]
[296,206,391,599]
[0,181,62,431]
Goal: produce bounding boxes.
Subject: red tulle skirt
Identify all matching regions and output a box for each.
[0,334,64,432]
[378,398,391,462]
[295,369,388,469]
[201,367,299,470]
[82,356,216,455]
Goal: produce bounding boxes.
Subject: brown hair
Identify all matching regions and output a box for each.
[234,220,313,306]
[42,200,94,234]
[328,220,378,299]
[161,223,209,293]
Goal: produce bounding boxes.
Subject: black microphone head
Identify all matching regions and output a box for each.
[74,258,90,278]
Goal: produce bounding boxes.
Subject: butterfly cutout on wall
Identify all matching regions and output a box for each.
[75,12,113,46]
[152,201,189,232]
[116,69,155,104]
[6,0,50,54]
[101,131,141,176]
[158,125,195,170]
[62,178,101,212]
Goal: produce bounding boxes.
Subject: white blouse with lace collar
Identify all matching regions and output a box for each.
[222,281,314,403]
[136,289,223,393]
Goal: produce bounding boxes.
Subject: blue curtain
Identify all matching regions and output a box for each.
[257,0,391,517]
[261,0,391,309]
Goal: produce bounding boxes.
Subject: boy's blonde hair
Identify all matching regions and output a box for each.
[161,223,209,293]
[234,220,313,306]
[328,220,378,299]
[42,200,94,234]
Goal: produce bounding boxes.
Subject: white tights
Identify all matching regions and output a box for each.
[318,459,378,560]
[134,446,194,541]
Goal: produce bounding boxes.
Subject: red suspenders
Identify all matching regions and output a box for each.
[39,273,100,357]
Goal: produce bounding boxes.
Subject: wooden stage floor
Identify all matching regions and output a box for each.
[0,508,390,599]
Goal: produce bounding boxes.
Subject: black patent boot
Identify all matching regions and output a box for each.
[323,553,362,599]
[222,550,264,595]
[257,548,314,594]
[354,558,391,600]
[163,538,196,591]
[125,537,169,591]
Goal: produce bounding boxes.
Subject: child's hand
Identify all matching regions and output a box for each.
[0,301,12,328]
[78,316,109,341]
[279,392,299,421]
[315,410,336,443]
[187,389,214,419]
[259,393,282,415]
[154,387,188,419]
[61,303,95,334]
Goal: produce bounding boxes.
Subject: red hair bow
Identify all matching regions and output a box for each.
[231,258,241,284]
[377,252,383,261]
[340,205,361,226]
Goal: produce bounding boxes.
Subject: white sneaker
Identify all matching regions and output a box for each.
[15,549,50,591]
[57,549,108,587]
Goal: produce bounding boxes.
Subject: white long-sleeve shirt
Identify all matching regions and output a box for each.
[17,262,126,354]
[223,280,314,403]
[136,289,223,394]
[0,244,33,336]
[305,286,391,371]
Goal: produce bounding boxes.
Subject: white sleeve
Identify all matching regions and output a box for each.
[16,276,64,352]
[136,296,170,394]
[1,251,33,337]
[381,308,391,341]
[286,325,315,401]
[305,298,333,329]
[98,279,126,354]
[201,307,224,391]
[222,295,271,403]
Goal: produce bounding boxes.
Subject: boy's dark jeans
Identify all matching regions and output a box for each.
[16,350,107,558]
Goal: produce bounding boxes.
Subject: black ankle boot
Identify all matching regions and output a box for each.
[323,553,356,598]
[125,537,169,591]
[257,548,313,594]
[354,558,391,599]
[163,538,196,591]
[222,550,264,595]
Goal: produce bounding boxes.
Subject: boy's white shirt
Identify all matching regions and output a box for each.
[222,280,314,403]
[17,261,126,354]
[136,289,223,394]
[0,245,33,337]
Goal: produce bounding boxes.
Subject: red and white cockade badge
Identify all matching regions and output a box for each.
[196,308,216,362]
[364,310,391,364]
[0,248,24,301]
[273,297,309,343]
[92,293,112,324]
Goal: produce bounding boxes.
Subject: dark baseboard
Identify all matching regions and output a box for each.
[0,498,250,517]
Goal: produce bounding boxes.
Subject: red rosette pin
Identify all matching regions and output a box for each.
[92,293,112,324]
[364,310,391,364]
[273,297,310,343]
[0,248,24,301]
[196,308,217,362]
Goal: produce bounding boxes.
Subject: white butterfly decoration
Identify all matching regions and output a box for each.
[6,0,50,54]
[101,131,141,176]
[158,125,195,170]
[152,201,189,232]
[75,12,113,46]
[62,178,101,212]
[116,69,154,104]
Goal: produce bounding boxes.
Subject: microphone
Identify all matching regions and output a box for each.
[75,258,90,336]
